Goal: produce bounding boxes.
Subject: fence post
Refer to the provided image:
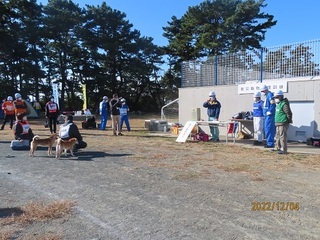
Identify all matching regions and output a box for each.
[214,55,218,85]
[181,62,184,87]
[260,48,263,83]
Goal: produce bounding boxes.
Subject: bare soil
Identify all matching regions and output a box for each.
[0,116,319,239]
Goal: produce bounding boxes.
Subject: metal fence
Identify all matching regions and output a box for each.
[181,39,320,87]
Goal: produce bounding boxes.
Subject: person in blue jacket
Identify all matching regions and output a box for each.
[252,91,264,145]
[99,96,109,130]
[260,85,276,148]
[203,91,221,141]
[119,98,131,135]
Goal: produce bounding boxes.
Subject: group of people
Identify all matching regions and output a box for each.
[1,93,28,131]
[253,85,293,154]
[3,87,292,154]
[1,93,86,151]
[99,93,131,136]
[203,85,293,154]
[2,91,132,153]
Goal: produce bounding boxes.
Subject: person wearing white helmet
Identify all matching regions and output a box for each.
[119,98,131,135]
[13,93,28,116]
[203,91,222,141]
[252,91,264,145]
[274,90,293,154]
[99,96,109,130]
[1,96,15,130]
[260,85,276,148]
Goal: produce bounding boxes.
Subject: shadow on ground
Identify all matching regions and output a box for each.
[0,207,24,218]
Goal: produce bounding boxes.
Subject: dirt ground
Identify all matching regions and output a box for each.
[0,116,320,240]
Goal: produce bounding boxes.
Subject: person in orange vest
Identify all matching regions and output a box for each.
[13,113,34,142]
[13,93,28,116]
[45,96,60,133]
[1,96,15,130]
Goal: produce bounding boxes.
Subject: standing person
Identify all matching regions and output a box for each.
[1,96,15,130]
[0,99,4,119]
[13,113,34,143]
[99,96,109,130]
[119,98,131,135]
[252,91,264,145]
[109,93,121,136]
[13,93,28,116]
[45,96,60,134]
[274,90,293,154]
[260,85,276,148]
[59,115,87,150]
[33,99,42,117]
[203,91,222,142]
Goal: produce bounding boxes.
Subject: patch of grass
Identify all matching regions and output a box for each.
[0,230,14,240]
[217,164,251,173]
[0,200,75,240]
[22,233,62,240]
[172,172,204,180]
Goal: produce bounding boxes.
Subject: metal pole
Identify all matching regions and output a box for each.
[260,48,263,83]
[214,55,218,85]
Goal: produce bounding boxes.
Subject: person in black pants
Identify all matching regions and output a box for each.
[45,96,60,133]
[59,115,87,150]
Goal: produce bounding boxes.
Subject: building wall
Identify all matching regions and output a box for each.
[179,77,320,140]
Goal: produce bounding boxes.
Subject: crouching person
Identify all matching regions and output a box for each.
[14,113,34,143]
[59,115,87,150]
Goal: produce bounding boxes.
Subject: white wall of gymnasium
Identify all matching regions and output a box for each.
[178,77,320,142]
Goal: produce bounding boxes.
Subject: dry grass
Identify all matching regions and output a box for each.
[0,230,14,240]
[21,234,62,240]
[1,115,319,238]
[0,200,75,226]
[0,200,74,240]
[2,115,319,173]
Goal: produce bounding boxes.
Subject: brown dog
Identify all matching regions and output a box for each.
[29,133,57,156]
[55,138,78,159]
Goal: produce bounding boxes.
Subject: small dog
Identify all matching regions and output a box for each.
[55,138,78,159]
[29,133,57,156]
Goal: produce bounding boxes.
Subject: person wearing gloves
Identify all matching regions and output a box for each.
[203,91,222,142]
[252,91,264,145]
[260,85,276,148]
[99,96,109,130]
[13,93,28,116]
[274,90,293,154]
[119,98,131,135]
[1,96,15,130]
[45,96,60,134]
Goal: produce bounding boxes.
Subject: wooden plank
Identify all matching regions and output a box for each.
[176,121,197,143]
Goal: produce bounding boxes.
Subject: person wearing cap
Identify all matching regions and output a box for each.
[274,90,293,154]
[99,96,109,130]
[13,93,28,116]
[260,85,276,148]
[252,91,264,145]
[119,98,131,135]
[45,96,60,133]
[59,115,87,150]
[203,91,222,141]
[13,113,34,143]
[109,93,122,136]
[1,96,15,130]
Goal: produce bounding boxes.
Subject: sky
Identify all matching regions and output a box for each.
[39,0,320,48]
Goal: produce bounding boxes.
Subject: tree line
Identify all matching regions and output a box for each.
[0,0,277,112]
